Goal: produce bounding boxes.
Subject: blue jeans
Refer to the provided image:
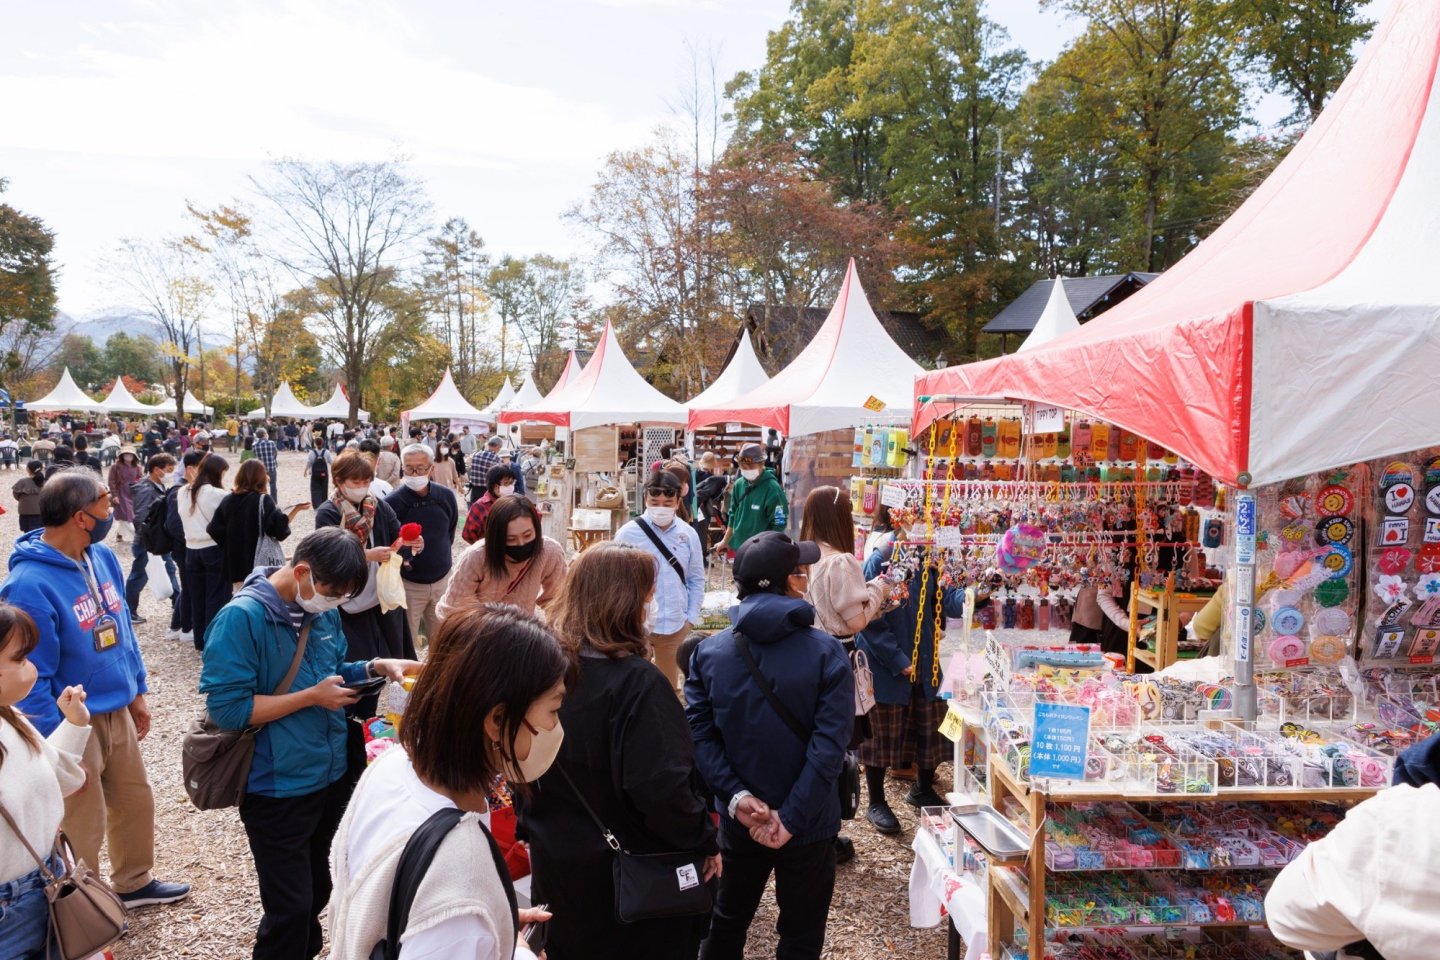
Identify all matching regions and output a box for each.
[124,539,179,619]
[0,858,58,960]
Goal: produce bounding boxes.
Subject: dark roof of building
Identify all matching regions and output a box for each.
[741,303,955,372]
[981,273,1160,335]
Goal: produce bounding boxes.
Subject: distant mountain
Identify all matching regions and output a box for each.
[59,308,166,345]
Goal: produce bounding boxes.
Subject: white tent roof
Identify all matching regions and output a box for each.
[1017,277,1080,352]
[689,260,922,435]
[500,322,687,429]
[307,383,370,421]
[476,377,516,420]
[544,351,581,400]
[27,368,101,412]
[687,329,771,408]
[183,390,214,416]
[247,381,313,420]
[407,369,489,421]
[98,378,166,415]
[510,373,544,409]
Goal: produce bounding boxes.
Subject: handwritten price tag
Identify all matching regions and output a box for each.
[938,704,967,743]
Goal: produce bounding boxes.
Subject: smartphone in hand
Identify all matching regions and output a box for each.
[341,676,386,695]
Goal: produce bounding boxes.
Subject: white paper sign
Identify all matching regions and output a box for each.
[880,483,908,508]
[936,526,962,549]
[1033,405,1065,434]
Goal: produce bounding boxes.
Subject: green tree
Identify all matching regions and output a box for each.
[95,332,164,388]
[0,179,57,423]
[113,238,212,425]
[50,333,101,391]
[1237,0,1373,125]
[422,218,495,396]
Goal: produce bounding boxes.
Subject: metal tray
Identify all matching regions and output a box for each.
[951,803,1030,861]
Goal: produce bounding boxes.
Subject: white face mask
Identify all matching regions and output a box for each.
[341,485,369,504]
[741,468,761,482]
[403,475,429,492]
[496,484,516,498]
[644,505,677,527]
[503,720,565,783]
[644,596,660,633]
[296,571,346,614]
[438,446,449,456]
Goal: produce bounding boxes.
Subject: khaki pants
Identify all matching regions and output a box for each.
[649,624,692,693]
[404,572,451,648]
[63,707,155,895]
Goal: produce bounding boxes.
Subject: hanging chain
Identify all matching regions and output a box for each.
[912,422,939,681]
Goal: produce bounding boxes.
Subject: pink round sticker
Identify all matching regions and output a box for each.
[1378,546,1413,575]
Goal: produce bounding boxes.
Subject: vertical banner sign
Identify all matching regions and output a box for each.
[1233,493,1258,665]
[1029,702,1091,780]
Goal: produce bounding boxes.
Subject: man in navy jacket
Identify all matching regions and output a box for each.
[686,531,854,960]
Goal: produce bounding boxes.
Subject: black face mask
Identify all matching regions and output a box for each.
[505,539,539,563]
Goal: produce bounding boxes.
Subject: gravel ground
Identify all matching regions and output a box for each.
[0,451,952,959]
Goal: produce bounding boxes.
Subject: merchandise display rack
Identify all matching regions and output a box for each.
[983,757,1377,959]
[1128,574,1216,672]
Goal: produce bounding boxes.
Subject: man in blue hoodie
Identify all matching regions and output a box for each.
[686,531,854,960]
[200,526,420,960]
[3,469,191,908]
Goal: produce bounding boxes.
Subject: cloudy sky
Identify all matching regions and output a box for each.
[2,0,1394,319]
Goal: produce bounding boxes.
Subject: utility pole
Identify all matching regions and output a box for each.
[995,128,1004,232]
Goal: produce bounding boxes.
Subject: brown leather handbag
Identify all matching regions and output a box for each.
[181,622,310,810]
[0,803,128,960]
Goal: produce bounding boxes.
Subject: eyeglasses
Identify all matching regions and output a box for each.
[402,466,431,477]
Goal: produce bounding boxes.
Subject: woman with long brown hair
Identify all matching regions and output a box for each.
[438,496,566,619]
[520,544,719,960]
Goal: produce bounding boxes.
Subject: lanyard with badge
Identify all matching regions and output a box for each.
[77,553,120,652]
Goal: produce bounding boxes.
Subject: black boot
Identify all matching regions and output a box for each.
[865,765,900,835]
[904,767,945,808]
[834,835,856,864]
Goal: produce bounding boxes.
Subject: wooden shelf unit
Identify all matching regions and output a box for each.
[985,755,1376,960]
[1127,576,1215,672]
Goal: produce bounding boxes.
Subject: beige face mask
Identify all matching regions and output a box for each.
[502,719,565,783]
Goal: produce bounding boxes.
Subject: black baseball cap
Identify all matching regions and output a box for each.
[738,442,765,463]
[733,531,821,590]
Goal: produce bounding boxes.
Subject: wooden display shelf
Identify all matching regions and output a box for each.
[1126,573,1215,672]
[984,756,1377,960]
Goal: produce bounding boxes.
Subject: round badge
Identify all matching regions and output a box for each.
[1315,485,1353,517]
[1387,483,1416,515]
[1280,522,1308,543]
[1315,516,1355,546]
[1269,635,1306,663]
[1321,543,1354,579]
[1315,578,1349,608]
[1272,606,1306,635]
[1427,485,1440,517]
[1271,588,1302,608]
[1419,545,1440,574]
[1252,608,1267,634]
[1377,546,1413,576]
[1314,608,1351,635]
[1381,461,1416,489]
[1309,636,1347,665]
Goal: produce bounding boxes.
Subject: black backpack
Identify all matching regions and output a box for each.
[142,487,180,555]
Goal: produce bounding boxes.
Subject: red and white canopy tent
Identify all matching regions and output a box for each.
[686,328,770,409]
[475,377,516,422]
[545,351,581,400]
[690,260,922,436]
[509,373,545,410]
[915,0,1440,489]
[499,322,687,429]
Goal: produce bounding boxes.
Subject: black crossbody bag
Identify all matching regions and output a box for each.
[370,808,518,960]
[734,631,861,820]
[634,517,687,584]
[553,764,713,924]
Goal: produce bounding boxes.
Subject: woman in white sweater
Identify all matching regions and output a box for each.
[179,453,230,651]
[329,604,570,960]
[0,603,92,959]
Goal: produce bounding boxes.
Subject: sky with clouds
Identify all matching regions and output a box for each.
[2,0,1394,319]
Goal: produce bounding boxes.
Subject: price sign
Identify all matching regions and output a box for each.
[1033,405,1065,434]
[863,395,888,412]
[880,483,908,508]
[938,704,967,743]
[936,526,962,549]
[1029,702,1091,780]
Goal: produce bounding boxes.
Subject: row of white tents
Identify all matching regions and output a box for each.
[26,370,215,417]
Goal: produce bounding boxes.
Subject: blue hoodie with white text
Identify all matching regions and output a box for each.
[4,529,147,735]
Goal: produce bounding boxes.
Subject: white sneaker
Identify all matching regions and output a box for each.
[180,630,194,645]
[164,628,181,641]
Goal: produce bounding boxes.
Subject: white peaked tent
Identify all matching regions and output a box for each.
[689,260,923,435]
[1017,277,1080,353]
[247,381,313,420]
[308,384,370,422]
[544,351,581,400]
[406,369,490,421]
[183,390,214,417]
[686,329,770,408]
[510,373,545,409]
[27,369,101,412]
[500,322,687,429]
[476,377,517,421]
[98,379,166,415]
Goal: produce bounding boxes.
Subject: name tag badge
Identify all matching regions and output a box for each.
[93,614,120,652]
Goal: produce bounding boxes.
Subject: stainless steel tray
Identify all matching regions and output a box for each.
[951,803,1029,861]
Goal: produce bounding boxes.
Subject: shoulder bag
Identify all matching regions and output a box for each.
[553,764,712,923]
[634,517,686,584]
[369,807,518,960]
[0,805,127,960]
[181,622,310,810]
[253,494,287,568]
[734,631,861,821]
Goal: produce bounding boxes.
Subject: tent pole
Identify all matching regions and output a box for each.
[1232,489,1258,723]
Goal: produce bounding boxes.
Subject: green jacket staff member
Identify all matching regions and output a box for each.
[715,443,788,555]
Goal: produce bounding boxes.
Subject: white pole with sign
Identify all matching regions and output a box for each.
[1233,490,1258,722]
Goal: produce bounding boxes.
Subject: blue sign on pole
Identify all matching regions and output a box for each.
[1029,702,1092,781]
